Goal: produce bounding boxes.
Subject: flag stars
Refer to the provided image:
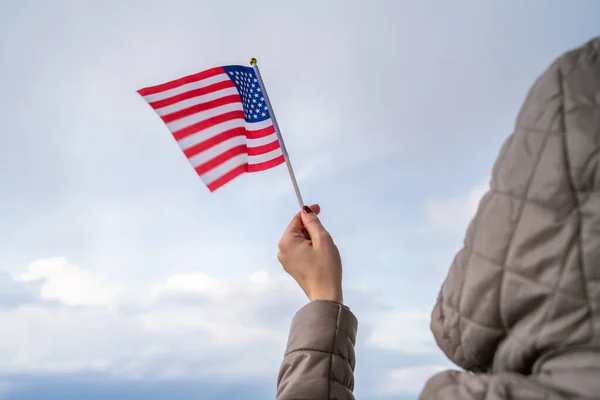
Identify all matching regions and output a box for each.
[224,66,271,122]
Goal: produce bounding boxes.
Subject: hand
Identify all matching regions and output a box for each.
[278,205,344,304]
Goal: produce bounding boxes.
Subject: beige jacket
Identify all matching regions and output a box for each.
[277,37,600,400]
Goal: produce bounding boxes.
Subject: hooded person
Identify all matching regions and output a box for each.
[275,36,600,400]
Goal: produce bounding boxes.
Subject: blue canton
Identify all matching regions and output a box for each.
[222,65,270,123]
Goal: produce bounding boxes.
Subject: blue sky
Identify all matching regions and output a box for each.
[0,1,598,399]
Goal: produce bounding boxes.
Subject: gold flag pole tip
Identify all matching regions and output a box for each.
[249,58,257,65]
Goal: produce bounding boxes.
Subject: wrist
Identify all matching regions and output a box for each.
[308,289,343,304]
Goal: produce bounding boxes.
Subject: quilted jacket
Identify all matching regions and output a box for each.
[276,37,600,400]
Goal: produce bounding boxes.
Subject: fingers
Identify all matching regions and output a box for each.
[300,205,329,242]
[281,204,320,236]
[308,204,321,215]
[279,204,320,249]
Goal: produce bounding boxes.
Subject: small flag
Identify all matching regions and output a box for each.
[138,65,285,192]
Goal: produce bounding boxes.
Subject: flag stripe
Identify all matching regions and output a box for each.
[188,135,279,173]
[195,144,247,175]
[161,94,241,124]
[245,124,276,139]
[189,135,245,168]
[183,127,245,158]
[168,103,243,134]
[176,118,273,151]
[248,147,284,165]
[138,65,284,191]
[188,134,280,169]
[200,149,283,186]
[138,67,225,96]
[206,164,247,192]
[247,154,285,172]
[141,73,231,103]
[247,139,280,156]
[172,109,244,141]
[182,127,278,159]
[150,81,237,112]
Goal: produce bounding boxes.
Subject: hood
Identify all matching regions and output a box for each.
[430,36,600,377]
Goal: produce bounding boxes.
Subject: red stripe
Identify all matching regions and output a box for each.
[247,155,285,172]
[183,127,245,158]
[206,164,247,192]
[138,67,225,96]
[247,139,280,156]
[246,125,275,139]
[172,110,244,141]
[162,94,241,123]
[194,145,247,175]
[148,80,235,109]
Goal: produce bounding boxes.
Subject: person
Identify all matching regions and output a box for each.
[275,36,600,400]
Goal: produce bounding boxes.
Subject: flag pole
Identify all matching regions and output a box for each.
[250,58,304,209]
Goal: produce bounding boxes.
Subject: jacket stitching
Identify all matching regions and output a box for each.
[555,63,596,339]
[496,109,554,338]
[441,299,538,351]
[463,245,590,303]
[328,305,342,399]
[332,325,354,344]
[285,347,351,364]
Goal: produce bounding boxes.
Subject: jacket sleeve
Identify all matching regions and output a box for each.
[277,300,358,400]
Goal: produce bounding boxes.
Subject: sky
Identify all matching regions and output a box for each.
[0,1,599,399]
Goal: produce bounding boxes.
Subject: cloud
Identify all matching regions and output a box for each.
[425,179,489,233]
[365,309,436,355]
[15,258,121,307]
[0,273,35,308]
[2,256,447,396]
[0,258,305,381]
[380,365,447,396]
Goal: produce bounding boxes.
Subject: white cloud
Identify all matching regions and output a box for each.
[380,365,447,396]
[151,272,229,298]
[0,258,305,381]
[2,257,445,387]
[15,258,121,307]
[365,309,436,355]
[425,179,489,232]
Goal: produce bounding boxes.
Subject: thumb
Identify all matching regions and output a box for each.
[300,206,328,241]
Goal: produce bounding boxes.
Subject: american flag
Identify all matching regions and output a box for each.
[138,65,285,192]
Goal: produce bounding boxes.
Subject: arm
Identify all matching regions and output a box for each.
[277,300,358,400]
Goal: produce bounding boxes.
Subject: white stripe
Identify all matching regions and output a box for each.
[200,154,248,184]
[248,132,279,147]
[186,133,280,168]
[246,119,274,132]
[248,148,283,165]
[199,148,283,186]
[177,118,244,150]
[143,73,231,103]
[179,130,278,156]
[188,135,246,168]
[176,118,274,151]
[154,87,239,116]
[166,103,243,133]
